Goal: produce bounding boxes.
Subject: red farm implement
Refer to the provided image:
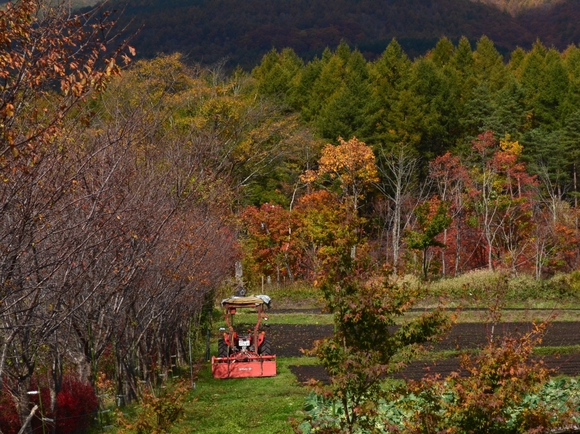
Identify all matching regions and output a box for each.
[211,295,276,379]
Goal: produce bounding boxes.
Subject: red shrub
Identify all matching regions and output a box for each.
[0,391,20,434]
[54,378,98,434]
[0,376,98,434]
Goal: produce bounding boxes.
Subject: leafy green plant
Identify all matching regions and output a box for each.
[405,198,452,280]
[299,371,580,433]
[303,264,452,433]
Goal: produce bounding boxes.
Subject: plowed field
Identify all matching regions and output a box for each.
[265,321,580,383]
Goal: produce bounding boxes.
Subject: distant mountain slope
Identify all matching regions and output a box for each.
[473,0,565,15]
[111,0,532,67]
[0,0,99,6]
[519,1,580,48]
[4,0,578,68]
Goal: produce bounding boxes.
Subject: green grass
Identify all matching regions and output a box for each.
[402,307,580,323]
[426,270,580,303]
[178,357,316,433]
[533,345,580,356]
[216,311,333,327]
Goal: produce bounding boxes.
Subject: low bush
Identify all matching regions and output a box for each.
[115,379,189,434]
[54,378,99,434]
[0,392,20,434]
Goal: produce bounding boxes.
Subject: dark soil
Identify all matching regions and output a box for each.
[264,322,580,383]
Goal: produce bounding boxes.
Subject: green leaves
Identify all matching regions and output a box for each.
[308,268,451,432]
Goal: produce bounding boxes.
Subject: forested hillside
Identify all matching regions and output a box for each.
[2,0,580,431]
[109,0,580,68]
[242,36,580,283]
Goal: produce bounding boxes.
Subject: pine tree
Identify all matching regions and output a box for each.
[473,36,507,92]
[451,36,475,79]
[450,37,478,147]
[561,110,580,208]
[307,48,348,126]
[488,76,528,138]
[252,48,303,103]
[521,128,565,196]
[368,39,412,147]
[407,57,449,160]
[508,46,526,76]
[563,45,580,116]
[520,40,548,129]
[316,50,373,141]
[431,36,455,68]
[288,57,323,120]
[535,48,569,130]
[461,82,495,140]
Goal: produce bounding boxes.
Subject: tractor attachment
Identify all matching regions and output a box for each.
[211,295,276,379]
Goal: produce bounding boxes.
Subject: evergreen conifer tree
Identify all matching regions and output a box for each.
[431,36,455,68]
[316,50,372,141]
[488,77,528,138]
[473,36,507,92]
[461,82,495,140]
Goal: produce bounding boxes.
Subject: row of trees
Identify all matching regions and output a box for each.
[0,1,297,431]
[253,37,580,200]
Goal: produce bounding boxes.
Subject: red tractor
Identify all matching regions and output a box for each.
[211,295,276,379]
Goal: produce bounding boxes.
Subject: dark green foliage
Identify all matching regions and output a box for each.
[249,37,580,216]
[251,48,303,103]
[518,40,569,131]
[461,82,495,140]
[473,36,507,91]
[431,37,455,68]
[488,77,528,137]
[315,50,373,141]
[287,58,324,118]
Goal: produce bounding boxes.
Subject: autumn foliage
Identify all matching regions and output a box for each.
[0,376,98,434]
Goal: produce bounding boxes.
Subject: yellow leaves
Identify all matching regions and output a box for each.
[500,134,523,156]
[300,169,318,184]
[319,137,378,184]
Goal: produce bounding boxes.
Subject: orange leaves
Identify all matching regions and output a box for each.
[0,0,135,165]
[300,136,377,211]
[308,136,378,187]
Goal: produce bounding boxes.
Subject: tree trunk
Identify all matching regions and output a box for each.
[15,377,33,434]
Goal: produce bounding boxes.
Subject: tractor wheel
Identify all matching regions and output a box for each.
[258,338,272,356]
[218,339,229,357]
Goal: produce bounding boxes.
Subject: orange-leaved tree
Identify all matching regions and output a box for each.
[301,136,378,262]
[301,136,378,211]
[0,0,133,167]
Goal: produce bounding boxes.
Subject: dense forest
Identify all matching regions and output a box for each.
[107,0,580,68]
[242,35,580,283]
[1,0,580,432]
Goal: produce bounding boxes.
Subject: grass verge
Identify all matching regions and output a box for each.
[178,357,316,433]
